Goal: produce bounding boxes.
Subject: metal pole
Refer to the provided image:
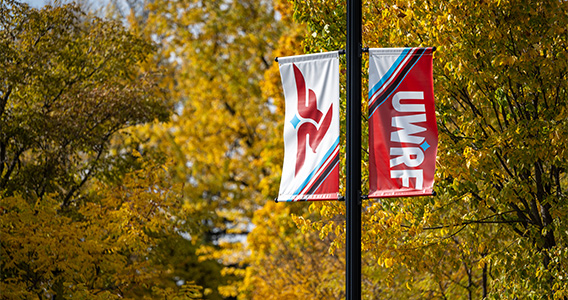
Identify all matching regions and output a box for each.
[345,0,361,299]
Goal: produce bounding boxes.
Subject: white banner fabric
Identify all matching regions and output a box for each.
[276,51,341,201]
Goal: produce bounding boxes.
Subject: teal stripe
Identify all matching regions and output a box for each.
[293,137,340,196]
[368,49,427,119]
[309,158,339,195]
[368,48,411,100]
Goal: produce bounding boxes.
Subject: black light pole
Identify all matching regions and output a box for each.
[345,0,362,299]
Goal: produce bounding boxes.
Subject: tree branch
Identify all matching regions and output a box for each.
[0,86,11,119]
[402,210,521,230]
[0,147,26,191]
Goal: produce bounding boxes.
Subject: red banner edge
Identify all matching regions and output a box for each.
[276,192,344,202]
[367,188,434,199]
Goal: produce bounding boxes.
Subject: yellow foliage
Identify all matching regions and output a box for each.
[277,0,568,298]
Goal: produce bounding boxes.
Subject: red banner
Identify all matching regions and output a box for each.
[368,48,438,198]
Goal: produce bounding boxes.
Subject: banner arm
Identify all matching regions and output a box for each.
[275,195,346,202]
[365,190,437,200]
[275,49,347,62]
[276,47,435,62]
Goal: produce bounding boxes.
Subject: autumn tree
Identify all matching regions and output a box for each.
[98,0,290,297]
[0,0,170,200]
[0,1,210,298]
[277,0,568,298]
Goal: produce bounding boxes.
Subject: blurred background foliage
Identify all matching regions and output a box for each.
[1,0,567,299]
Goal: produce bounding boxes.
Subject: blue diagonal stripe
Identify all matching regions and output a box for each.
[293,137,340,196]
[307,157,339,195]
[368,49,427,119]
[368,48,411,100]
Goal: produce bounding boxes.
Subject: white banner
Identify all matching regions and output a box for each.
[276,52,341,201]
